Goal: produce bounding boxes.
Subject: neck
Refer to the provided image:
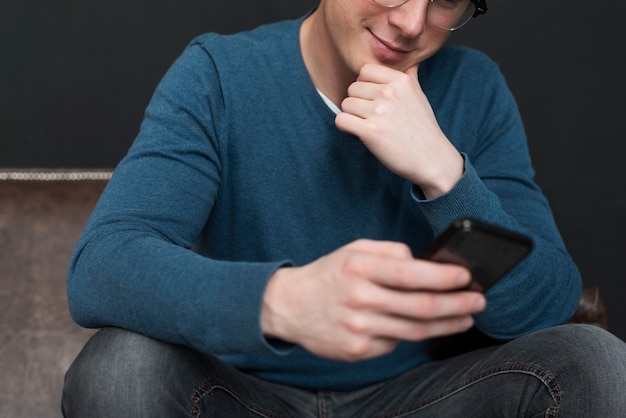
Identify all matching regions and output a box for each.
[300,11,355,108]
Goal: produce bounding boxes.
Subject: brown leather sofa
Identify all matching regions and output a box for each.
[0,170,110,417]
[0,169,608,418]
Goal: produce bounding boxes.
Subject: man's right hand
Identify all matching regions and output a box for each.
[260,239,486,362]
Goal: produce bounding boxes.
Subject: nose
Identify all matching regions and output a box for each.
[387,0,429,38]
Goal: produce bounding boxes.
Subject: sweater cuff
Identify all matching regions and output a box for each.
[410,153,495,236]
[191,259,295,356]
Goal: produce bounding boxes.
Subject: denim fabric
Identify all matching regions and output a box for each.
[62,324,626,417]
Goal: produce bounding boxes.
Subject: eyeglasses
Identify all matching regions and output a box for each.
[371,0,488,32]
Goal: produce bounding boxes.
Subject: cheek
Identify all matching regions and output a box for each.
[430,30,452,47]
[324,5,370,74]
[414,30,451,62]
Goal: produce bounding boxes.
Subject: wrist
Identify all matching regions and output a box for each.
[260,267,292,341]
[419,151,465,199]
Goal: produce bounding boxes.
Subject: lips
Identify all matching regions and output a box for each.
[368,29,413,61]
[377,35,410,53]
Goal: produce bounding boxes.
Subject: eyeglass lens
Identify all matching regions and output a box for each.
[372,0,477,31]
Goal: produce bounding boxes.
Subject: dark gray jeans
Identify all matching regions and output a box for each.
[62,324,626,417]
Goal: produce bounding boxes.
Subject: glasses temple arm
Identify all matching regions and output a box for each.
[470,0,488,17]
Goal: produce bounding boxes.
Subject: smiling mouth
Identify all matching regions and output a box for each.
[378,36,409,52]
[368,30,413,60]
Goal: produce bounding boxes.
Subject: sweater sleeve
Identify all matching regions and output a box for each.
[412,59,582,340]
[67,41,289,355]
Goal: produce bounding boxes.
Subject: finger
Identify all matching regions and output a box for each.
[335,110,368,136]
[357,63,399,83]
[350,254,471,291]
[382,288,486,319]
[345,309,475,343]
[344,239,414,260]
[398,315,476,341]
[346,80,380,101]
[335,335,400,362]
[344,279,484,318]
[358,63,420,86]
[340,96,372,120]
[404,63,419,82]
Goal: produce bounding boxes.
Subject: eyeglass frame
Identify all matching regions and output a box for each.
[468,0,488,18]
[372,0,488,31]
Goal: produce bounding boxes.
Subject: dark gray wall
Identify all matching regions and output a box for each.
[452,1,626,341]
[1,0,316,167]
[2,1,624,340]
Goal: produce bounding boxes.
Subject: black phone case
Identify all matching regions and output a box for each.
[419,218,533,292]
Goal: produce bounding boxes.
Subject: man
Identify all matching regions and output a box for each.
[62,0,626,416]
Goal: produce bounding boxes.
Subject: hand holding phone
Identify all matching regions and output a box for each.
[419,218,533,292]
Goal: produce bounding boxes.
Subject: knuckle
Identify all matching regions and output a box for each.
[345,285,373,309]
[343,338,372,359]
[379,85,395,101]
[343,312,370,333]
[372,102,387,117]
[342,252,367,277]
[404,324,428,341]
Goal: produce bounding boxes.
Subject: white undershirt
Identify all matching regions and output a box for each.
[317,89,341,115]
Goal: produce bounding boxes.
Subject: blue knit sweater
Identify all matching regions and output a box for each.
[67,15,581,390]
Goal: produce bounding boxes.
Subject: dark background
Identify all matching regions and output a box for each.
[2,1,624,340]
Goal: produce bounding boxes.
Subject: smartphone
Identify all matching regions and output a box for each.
[419,218,533,292]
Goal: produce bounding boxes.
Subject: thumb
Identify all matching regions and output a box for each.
[404,63,419,82]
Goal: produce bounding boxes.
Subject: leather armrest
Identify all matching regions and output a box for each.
[568,287,609,330]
